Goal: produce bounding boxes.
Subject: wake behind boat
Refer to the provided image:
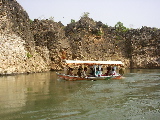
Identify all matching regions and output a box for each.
[56,60,124,81]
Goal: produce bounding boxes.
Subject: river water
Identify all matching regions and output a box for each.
[0,69,160,120]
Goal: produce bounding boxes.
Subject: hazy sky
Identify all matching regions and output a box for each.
[16,0,160,28]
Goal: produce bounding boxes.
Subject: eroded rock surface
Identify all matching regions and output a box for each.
[0,0,159,75]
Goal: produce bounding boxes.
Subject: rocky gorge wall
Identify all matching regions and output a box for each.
[0,0,160,75]
[31,19,72,70]
[64,17,160,68]
[65,17,128,62]
[0,0,50,75]
[125,27,160,68]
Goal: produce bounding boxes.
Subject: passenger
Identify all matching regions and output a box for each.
[77,65,83,77]
[113,66,116,71]
[109,68,116,76]
[82,66,87,77]
[68,67,74,76]
[84,66,87,71]
[70,68,74,76]
[100,68,103,76]
[89,67,95,76]
[95,68,99,77]
[99,65,103,76]
[95,66,102,77]
[67,67,71,75]
[104,66,111,76]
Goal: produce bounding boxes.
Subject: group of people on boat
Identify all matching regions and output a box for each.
[66,65,124,78]
[91,66,118,77]
[103,66,117,76]
[77,65,88,77]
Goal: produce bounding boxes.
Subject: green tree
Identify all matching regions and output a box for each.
[29,19,33,23]
[115,21,128,32]
[82,12,90,18]
[71,19,76,23]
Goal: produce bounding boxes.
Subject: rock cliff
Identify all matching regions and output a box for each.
[31,19,72,70]
[65,17,128,61]
[125,27,160,68]
[0,0,50,74]
[0,0,159,75]
[64,17,160,68]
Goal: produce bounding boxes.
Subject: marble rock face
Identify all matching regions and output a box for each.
[0,0,159,75]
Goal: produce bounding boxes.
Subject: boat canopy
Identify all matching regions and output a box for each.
[65,60,124,65]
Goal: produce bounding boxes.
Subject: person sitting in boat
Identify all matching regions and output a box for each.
[103,66,111,76]
[82,66,87,77]
[109,68,116,76]
[95,68,99,77]
[67,67,70,75]
[89,67,95,76]
[95,66,102,77]
[67,67,74,76]
[77,65,83,77]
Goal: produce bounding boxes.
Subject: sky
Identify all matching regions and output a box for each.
[16,0,160,28]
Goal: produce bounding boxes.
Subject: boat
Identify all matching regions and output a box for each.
[56,60,124,81]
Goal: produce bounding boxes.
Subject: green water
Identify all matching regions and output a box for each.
[0,69,160,120]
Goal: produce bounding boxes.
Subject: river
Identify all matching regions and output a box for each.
[0,69,160,120]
